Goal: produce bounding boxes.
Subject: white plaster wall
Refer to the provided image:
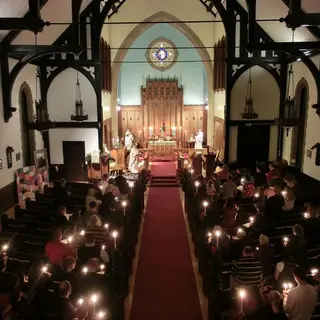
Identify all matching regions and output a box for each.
[0,60,43,188]
[229,65,280,163]
[231,66,280,120]
[284,55,320,181]
[49,129,99,164]
[102,0,215,62]
[47,68,97,121]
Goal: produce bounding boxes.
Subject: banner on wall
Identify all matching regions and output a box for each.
[16,166,50,207]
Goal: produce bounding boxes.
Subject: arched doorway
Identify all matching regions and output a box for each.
[290,79,308,170]
[19,83,36,167]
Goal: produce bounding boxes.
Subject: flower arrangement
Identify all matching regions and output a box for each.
[100,152,115,165]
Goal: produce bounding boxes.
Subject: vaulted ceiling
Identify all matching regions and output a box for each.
[0,0,318,45]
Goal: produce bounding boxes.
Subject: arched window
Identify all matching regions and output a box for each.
[19,83,36,167]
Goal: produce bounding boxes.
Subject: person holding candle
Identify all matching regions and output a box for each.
[45,228,76,267]
[274,255,296,292]
[284,224,307,267]
[86,215,109,247]
[222,198,237,229]
[283,266,317,320]
[254,235,275,277]
[231,246,263,288]
[266,162,281,184]
[221,174,237,200]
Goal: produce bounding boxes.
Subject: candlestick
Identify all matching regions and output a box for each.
[214,229,221,247]
[122,200,127,215]
[202,200,208,214]
[128,181,134,193]
[194,181,200,193]
[112,230,118,248]
[239,289,246,313]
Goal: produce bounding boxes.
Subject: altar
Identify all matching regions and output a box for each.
[148,140,176,155]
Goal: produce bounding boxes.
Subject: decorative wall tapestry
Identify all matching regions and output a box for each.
[16,166,50,207]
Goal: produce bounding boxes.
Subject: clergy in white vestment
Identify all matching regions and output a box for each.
[195,130,203,149]
[128,144,139,174]
[125,129,134,150]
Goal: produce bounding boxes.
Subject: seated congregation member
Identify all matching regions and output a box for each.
[53,178,69,207]
[251,204,266,234]
[51,256,78,300]
[85,188,102,212]
[264,186,285,222]
[69,205,83,229]
[217,164,230,180]
[268,291,288,319]
[242,174,255,199]
[115,170,129,195]
[86,215,108,246]
[98,174,109,194]
[222,198,237,228]
[284,224,307,267]
[221,174,237,200]
[282,186,296,211]
[283,266,317,320]
[45,228,75,266]
[274,255,296,291]
[231,246,263,287]
[304,202,320,244]
[284,174,303,209]
[55,206,70,230]
[77,234,109,267]
[255,234,275,277]
[267,162,281,184]
[255,162,267,188]
[100,192,117,218]
[105,178,121,198]
[83,201,100,226]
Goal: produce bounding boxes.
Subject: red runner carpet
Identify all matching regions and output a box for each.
[130,162,202,320]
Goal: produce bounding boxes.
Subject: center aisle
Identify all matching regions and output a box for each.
[130,161,202,320]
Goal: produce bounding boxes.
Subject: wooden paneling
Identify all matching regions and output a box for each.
[213,36,227,92]
[214,116,225,159]
[118,106,142,144]
[103,118,112,149]
[183,105,206,142]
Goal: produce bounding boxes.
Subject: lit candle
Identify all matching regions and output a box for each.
[82,266,88,274]
[190,169,194,176]
[249,216,254,224]
[128,181,134,193]
[303,212,310,219]
[240,177,245,184]
[67,236,73,244]
[202,201,209,214]
[97,311,106,319]
[41,265,48,273]
[194,181,200,193]
[281,190,287,197]
[283,236,289,245]
[2,244,8,252]
[239,289,246,313]
[80,229,85,236]
[122,200,127,215]
[102,245,106,251]
[215,229,221,247]
[311,268,318,276]
[254,192,259,198]
[91,294,98,315]
[104,223,109,230]
[100,264,105,271]
[112,230,118,248]
[77,298,84,306]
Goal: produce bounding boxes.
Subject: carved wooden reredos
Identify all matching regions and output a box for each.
[118,77,207,146]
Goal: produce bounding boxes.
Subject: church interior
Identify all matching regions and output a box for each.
[0,0,320,319]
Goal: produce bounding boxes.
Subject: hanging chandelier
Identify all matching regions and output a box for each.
[275,30,300,136]
[241,68,258,119]
[71,59,88,121]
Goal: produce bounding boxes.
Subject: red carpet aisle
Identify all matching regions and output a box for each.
[130,162,202,320]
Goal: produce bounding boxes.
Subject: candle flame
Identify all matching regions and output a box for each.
[239,289,246,299]
[202,201,208,207]
[2,244,8,251]
[82,267,88,274]
[91,294,98,303]
[112,231,118,238]
[80,230,85,236]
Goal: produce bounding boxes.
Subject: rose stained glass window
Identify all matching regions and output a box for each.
[146,38,178,71]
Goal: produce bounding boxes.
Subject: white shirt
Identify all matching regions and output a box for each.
[283,284,317,320]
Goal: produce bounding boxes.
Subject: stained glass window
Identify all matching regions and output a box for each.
[146,38,178,71]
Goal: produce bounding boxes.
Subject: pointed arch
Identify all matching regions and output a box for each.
[111,10,213,103]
